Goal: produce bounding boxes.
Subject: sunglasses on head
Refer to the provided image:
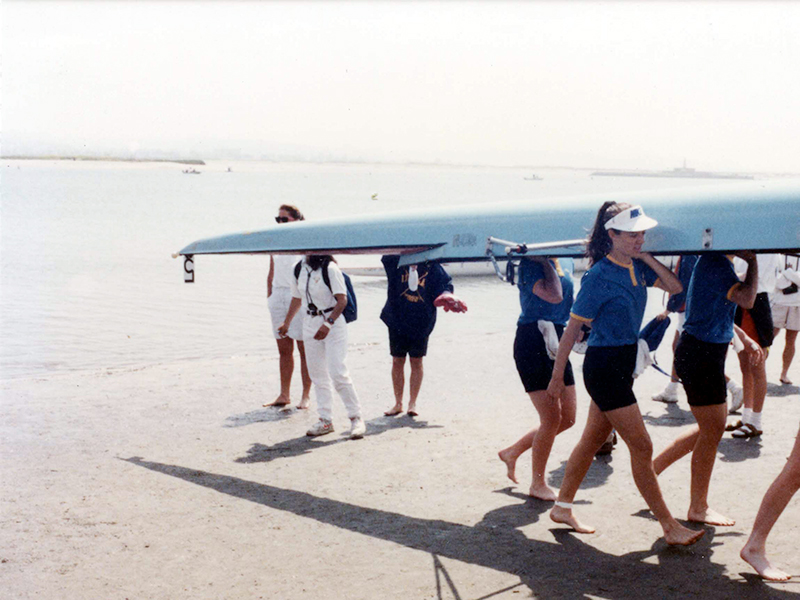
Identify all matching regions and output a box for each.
[275,216,290,223]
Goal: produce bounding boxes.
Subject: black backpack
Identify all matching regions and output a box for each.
[294,261,358,323]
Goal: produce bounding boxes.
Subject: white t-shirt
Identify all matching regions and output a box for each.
[290,260,347,313]
[772,255,800,307]
[734,254,781,294]
[271,254,303,289]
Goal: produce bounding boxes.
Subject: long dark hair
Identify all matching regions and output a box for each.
[279,204,305,221]
[585,201,631,266]
[307,254,336,271]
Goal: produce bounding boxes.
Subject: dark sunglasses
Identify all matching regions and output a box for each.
[275,216,290,223]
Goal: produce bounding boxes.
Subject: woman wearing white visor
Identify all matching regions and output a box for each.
[546,202,704,546]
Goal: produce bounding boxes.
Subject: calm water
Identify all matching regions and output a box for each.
[1,159,729,380]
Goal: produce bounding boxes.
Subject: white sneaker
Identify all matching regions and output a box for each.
[307,419,334,437]
[653,389,678,404]
[349,417,366,440]
[728,385,744,414]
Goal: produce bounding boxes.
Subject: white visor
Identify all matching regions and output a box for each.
[604,205,658,232]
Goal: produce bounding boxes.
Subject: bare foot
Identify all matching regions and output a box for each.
[264,396,291,407]
[497,449,518,484]
[407,402,418,417]
[663,522,705,546]
[550,505,596,533]
[529,483,557,502]
[688,507,735,526]
[384,403,403,416]
[780,376,793,385]
[297,398,311,410]
[741,543,791,581]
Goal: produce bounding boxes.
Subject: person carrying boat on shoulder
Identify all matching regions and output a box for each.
[546,202,704,546]
[498,255,577,501]
[652,251,762,527]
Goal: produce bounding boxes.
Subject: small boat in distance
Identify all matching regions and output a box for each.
[182,168,201,175]
[523,174,543,181]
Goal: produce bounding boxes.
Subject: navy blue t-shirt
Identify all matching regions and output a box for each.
[380,255,454,339]
[683,254,741,344]
[517,258,574,327]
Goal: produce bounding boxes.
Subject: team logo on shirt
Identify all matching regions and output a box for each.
[401,268,428,303]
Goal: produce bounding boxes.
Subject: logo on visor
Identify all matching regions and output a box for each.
[629,208,641,218]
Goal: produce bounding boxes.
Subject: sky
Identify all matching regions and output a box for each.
[3,0,800,172]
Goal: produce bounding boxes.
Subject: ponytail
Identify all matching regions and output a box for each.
[586,201,631,266]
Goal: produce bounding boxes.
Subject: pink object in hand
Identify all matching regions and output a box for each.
[434,293,468,313]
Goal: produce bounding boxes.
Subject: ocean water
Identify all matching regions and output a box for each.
[1,159,729,380]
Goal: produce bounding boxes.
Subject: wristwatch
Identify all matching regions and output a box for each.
[326,316,336,325]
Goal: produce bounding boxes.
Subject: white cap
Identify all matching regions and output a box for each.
[604,205,658,232]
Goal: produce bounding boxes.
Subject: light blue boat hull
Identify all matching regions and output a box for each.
[178,179,800,264]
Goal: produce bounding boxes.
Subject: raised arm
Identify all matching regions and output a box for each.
[639,252,682,294]
[729,251,758,309]
[531,256,563,304]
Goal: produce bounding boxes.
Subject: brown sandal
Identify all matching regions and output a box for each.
[731,423,763,438]
[725,419,743,432]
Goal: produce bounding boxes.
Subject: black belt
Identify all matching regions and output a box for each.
[307,306,334,317]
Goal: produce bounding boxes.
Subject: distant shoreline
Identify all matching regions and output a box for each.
[3,155,798,177]
[2,155,206,166]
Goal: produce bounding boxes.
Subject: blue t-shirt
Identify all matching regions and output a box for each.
[380,255,454,338]
[666,254,699,313]
[571,256,659,347]
[517,258,574,326]
[683,254,740,344]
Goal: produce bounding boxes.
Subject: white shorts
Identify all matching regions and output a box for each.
[772,304,800,331]
[268,287,303,340]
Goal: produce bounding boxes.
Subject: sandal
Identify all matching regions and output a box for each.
[731,423,763,439]
[725,419,743,432]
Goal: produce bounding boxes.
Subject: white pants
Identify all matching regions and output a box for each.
[303,316,362,422]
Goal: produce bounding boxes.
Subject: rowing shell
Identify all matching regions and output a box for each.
[177,179,800,272]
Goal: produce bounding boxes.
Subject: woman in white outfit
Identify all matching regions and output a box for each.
[279,255,365,439]
[266,205,312,409]
[771,254,800,385]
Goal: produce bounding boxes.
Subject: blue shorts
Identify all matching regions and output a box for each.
[582,344,638,412]
[514,323,574,393]
[388,329,429,358]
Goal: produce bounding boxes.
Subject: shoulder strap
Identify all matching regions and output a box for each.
[322,263,333,292]
[294,261,302,280]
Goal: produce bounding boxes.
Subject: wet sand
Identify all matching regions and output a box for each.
[2,301,799,598]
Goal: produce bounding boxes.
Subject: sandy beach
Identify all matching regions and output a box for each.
[2,286,799,599]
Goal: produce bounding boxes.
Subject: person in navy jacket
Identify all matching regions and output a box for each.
[380,256,466,417]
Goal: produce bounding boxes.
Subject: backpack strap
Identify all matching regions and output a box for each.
[322,262,333,292]
[294,260,302,280]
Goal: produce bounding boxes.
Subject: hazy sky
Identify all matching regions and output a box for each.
[4,1,800,171]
